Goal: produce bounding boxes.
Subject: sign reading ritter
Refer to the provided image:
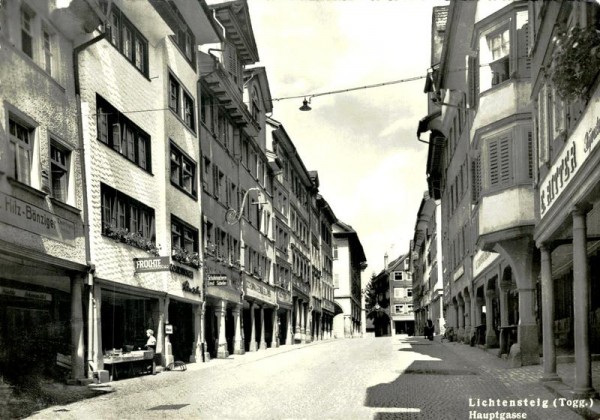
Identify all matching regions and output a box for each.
[133,256,170,273]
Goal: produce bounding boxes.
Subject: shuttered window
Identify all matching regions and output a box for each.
[488,134,512,188]
[472,154,482,203]
[468,55,479,109]
[527,131,533,180]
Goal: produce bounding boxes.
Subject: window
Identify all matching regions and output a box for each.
[168,73,195,130]
[96,95,152,171]
[9,117,33,185]
[50,142,70,202]
[20,7,33,58]
[170,4,195,63]
[394,272,403,281]
[102,2,148,76]
[394,288,402,298]
[407,288,413,297]
[170,142,197,197]
[101,183,155,240]
[487,28,510,86]
[171,216,198,254]
[42,25,53,75]
[395,305,403,314]
[333,243,338,260]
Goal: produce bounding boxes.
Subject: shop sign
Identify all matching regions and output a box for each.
[540,88,600,218]
[322,300,334,312]
[182,280,201,296]
[133,256,170,273]
[0,192,75,243]
[277,289,292,305]
[170,264,193,279]
[453,264,464,282]
[472,250,499,278]
[0,286,52,301]
[207,274,228,286]
[165,324,173,334]
[245,276,276,304]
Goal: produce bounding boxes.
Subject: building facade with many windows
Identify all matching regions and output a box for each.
[0,0,103,385]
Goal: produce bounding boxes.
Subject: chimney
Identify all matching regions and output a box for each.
[384,253,388,269]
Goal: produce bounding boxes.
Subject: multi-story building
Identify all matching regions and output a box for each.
[332,221,367,338]
[532,0,600,397]
[388,254,414,335]
[0,0,103,384]
[80,0,221,375]
[268,118,316,344]
[419,0,537,366]
[200,0,278,358]
[317,195,337,340]
[411,192,444,336]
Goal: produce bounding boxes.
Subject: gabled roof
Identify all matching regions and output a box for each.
[208,0,259,65]
[245,67,273,114]
[333,221,367,267]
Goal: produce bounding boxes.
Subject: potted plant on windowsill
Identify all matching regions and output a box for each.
[172,246,201,269]
[550,25,600,102]
[103,223,160,256]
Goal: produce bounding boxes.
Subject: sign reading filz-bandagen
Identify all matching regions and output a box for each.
[133,256,170,273]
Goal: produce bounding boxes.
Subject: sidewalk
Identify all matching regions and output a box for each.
[18,339,333,418]
[435,336,600,419]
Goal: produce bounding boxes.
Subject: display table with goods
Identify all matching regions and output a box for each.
[103,349,155,380]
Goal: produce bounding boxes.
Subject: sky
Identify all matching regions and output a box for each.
[248,0,445,276]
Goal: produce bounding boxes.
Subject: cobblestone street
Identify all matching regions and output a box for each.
[27,335,586,420]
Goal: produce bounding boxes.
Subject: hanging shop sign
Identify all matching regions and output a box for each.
[165,324,173,334]
[0,192,76,243]
[207,274,228,286]
[0,286,52,301]
[540,88,600,218]
[133,256,170,273]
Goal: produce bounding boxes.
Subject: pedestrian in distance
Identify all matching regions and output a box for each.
[425,319,434,341]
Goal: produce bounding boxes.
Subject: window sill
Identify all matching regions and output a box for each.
[50,197,81,215]
[170,181,198,201]
[8,177,47,199]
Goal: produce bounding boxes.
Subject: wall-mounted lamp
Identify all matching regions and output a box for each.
[299,97,312,111]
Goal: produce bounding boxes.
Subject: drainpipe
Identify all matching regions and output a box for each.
[73,30,106,378]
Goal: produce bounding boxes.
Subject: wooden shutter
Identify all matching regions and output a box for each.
[489,139,500,187]
[471,154,481,203]
[527,131,533,180]
[468,55,479,109]
[499,135,512,185]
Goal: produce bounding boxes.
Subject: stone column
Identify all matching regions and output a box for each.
[92,285,103,370]
[485,289,498,348]
[300,302,307,343]
[191,305,202,362]
[70,275,85,381]
[233,304,244,355]
[306,307,313,343]
[294,299,302,343]
[572,206,594,396]
[249,302,257,351]
[157,298,167,366]
[216,300,229,358]
[271,309,279,348]
[286,308,293,345]
[259,306,267,349]
[200,302,207,361]
[540,244,559,382]
[498,279,511,356]
[463,295,472,343]
[457,297,465,341]
[344,315,352,338]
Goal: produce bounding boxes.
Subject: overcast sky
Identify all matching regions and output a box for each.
[248,0,444,276]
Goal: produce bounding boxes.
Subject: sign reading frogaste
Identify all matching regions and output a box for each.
[0,191,76,243]
[539,90,600,218]
[133,256,170,273]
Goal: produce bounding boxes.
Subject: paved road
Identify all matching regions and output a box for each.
[29,336,583,419]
